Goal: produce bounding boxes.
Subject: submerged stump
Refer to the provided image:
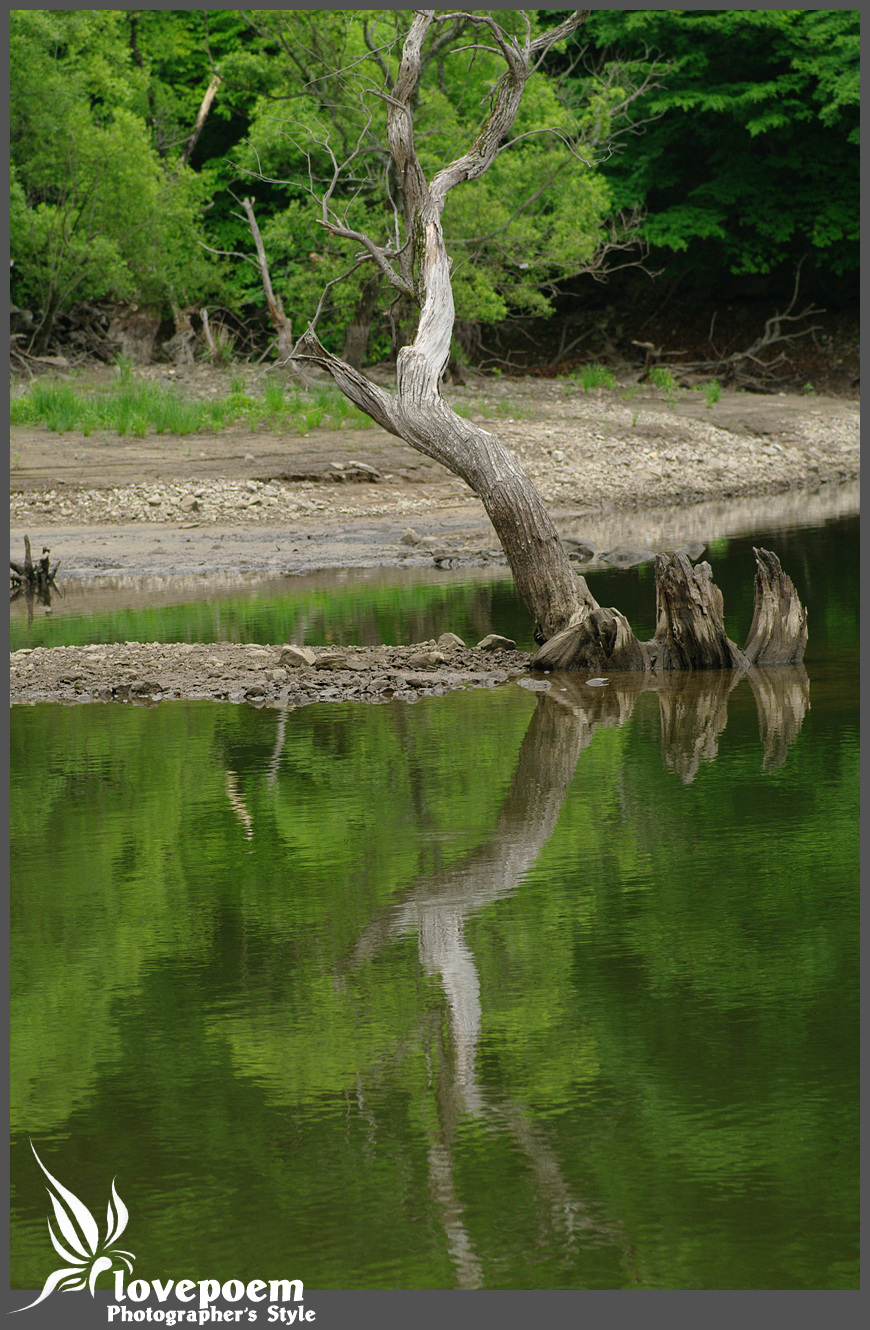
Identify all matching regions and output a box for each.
[531,547,806,674]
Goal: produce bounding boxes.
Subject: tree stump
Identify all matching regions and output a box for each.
[530,548,806,674]
[10,535,59,592]
[650,554,748,670]
[743,548,808,665]
[10,535,61,627]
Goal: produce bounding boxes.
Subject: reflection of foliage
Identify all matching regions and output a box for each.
[10,577,535,654]
[11,675,858,1289]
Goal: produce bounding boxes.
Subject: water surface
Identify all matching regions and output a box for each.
[10,518,859,1290]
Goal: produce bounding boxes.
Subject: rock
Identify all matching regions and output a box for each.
[437,632,466,649]
[407,650,448,668]
[600,546,658,567]
[400,528,422,545]
[315,651,367,671]
[585,677,609,687]
[279,645,317,667]
[477,634,517,652]
[179,495,199,513]
[516,677,551,692]
[676,541,706,562]
[266,669,286,683]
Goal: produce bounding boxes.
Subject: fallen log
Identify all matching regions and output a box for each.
[531,547,805,674]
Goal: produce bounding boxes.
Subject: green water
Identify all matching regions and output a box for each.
[9,519,859,1291]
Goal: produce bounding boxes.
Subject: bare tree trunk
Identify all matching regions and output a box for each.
[179,74,221,169]
[342,272,381,369]
[30,291,61,357]
[295,11,592,642]
[240,197,295,365]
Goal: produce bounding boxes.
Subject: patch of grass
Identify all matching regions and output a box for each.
[10,375,380,438]
[262,382,286,416]
[10,394,40,426]
[648,366,682,405]
[113,353,134,385]
[496,397,531,419]
[704,378,721,407]
[573,363,617,393]
[205,324,236,368]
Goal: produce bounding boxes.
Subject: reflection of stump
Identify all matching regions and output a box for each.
[531,548,806,673]
[747,664,811,772]
[656,670,740,784]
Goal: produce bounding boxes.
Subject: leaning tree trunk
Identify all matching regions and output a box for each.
[291,9,807,663]
[295,10,592,642]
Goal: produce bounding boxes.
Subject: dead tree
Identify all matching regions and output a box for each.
[10,535,61,628]
[10,535,60,592]
[291,10,807,662]
[240,197,295,364]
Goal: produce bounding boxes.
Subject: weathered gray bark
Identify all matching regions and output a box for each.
[179,73,221,169]
[531,547,805,674]
[743,547,808,665]
[294,11,592,643]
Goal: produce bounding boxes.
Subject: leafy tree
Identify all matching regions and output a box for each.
[569,9,859,282]
[212,9,648,362]
[10,10,220,351]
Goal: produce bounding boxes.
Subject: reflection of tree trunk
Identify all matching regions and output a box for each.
[747,664,811,772]
[225,770,253,839]
[656,670,741,785]
[266,709,290,788]
[343,665,810,1282]
[496,1103,617,1246]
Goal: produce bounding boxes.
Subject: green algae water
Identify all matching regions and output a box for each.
[10,518,858,1291]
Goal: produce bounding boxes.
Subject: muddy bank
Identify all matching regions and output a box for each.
[9,637,532,707]
[10,477,859,584]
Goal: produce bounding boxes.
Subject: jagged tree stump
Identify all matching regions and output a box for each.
[531,548,806,673]
[10,535,60,593]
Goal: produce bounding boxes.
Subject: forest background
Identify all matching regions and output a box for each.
[9,9,859,387]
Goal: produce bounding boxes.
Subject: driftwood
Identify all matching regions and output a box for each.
[531,547,806,674]
[10,535,60,591]
[10,535,61,627]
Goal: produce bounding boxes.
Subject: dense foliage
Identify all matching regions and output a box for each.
[567,9,860,283]
[10,9,860,360]
[9,11,220,351]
